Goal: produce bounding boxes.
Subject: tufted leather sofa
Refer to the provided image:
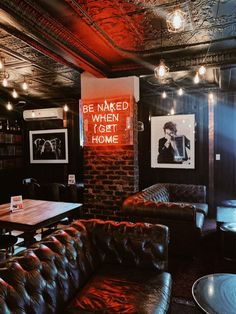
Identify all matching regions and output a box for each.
[120,183,208,256]
[0,219,172,314]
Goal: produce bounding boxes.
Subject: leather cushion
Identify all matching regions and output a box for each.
[65,265,172,314]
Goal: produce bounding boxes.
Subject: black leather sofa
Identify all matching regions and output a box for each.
[0,219,172,314]
[120,183,208,256]
[22,181,83,203]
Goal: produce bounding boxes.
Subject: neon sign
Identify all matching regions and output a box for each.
[81,96,133,146]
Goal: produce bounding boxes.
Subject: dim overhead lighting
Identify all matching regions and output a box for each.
[12,89,18,98]
[162,91,167,99]
[154,59,169,79]
[193,72,200,84]
[178,88,183,96]
[167,9,186,33]
[63,104,69,112]
[6,101,13,111]
[199,65,206,76]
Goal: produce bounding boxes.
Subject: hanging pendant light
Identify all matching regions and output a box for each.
[178,88,183,96]
[193,72,200,84]
[167,9,186,33]
[12,89,18,98]
[6,101,13,111]
[2,72,9,87]
[22,76,28,90]
[162,91,167,99]
[154,59,169,79]
[199,65,206,76]
[63,104,69,112]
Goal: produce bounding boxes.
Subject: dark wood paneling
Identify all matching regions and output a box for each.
[214,92,236,205]
[138,92,209,191]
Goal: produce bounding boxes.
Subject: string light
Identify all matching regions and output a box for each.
[6,101,13,111]
[63,104,69,112]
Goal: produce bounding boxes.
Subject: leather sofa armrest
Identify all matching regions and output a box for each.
[195,208,207,216]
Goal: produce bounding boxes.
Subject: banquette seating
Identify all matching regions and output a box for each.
[120,183,208,256]
[0,219,172,314]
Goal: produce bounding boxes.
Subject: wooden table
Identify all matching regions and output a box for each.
[192,273,236,313]
[0,199,82,245]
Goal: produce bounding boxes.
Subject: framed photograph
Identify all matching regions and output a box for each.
[151,114,195,169]
[29,129,68,164]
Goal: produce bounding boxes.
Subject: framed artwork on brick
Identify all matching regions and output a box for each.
[151,114,195,169]
[29,129,68,163]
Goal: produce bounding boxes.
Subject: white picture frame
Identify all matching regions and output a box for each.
[29,129,68,164]
[151,114,195,169]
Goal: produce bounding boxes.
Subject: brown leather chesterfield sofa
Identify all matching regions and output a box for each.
[0,219,172,314]
[120,183,208,256]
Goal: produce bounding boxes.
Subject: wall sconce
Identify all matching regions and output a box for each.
[154,59,169,79]
[167,9,186,33]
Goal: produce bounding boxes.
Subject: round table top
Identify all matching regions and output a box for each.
[221,200,236,207]
[192,273,236,314]
[220,223,236,233]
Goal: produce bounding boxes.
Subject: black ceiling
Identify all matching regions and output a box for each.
[0,0,236,102]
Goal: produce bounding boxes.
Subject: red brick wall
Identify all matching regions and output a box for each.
[83,101,138,218]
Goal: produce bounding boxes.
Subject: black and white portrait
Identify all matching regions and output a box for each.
[29,129,68,163]
[151,114,195,169]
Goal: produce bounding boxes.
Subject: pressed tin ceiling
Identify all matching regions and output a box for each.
[0,0,235,99]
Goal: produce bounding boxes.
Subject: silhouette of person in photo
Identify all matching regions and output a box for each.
[40,140,57,159]
[34,138,45,159]
[157,121,190,164]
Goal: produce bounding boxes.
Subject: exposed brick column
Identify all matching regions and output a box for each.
[83,101,138,217]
